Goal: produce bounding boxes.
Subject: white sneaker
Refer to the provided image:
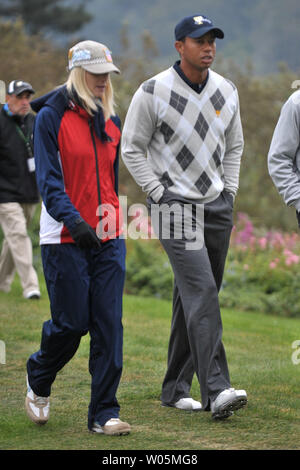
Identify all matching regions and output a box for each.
[162,397,202,411]
[25,376,50,425]
[174,397,202,411]
[211,388,247,420]
[91,418,131,435]
[25,290,41,300]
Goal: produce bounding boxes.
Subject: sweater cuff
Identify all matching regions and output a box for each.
[294,200,300,212]
[149,185,165,203]
[224,188,236,201]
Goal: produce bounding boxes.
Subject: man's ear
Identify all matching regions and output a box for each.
[174,40,184,56]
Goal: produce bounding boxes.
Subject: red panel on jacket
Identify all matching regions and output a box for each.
[57,104,122,243]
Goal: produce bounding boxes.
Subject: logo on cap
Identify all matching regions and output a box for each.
[193,15,212,25]
[104,47,112,63]
[73,49,91,62]
[68,48,92,69]
[193,16,204,24]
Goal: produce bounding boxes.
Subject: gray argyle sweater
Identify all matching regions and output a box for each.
[121,66,244,203]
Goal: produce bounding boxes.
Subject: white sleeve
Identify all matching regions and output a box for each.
[121,86,165,202]
[268,92,300,210]
[223,91,244,196]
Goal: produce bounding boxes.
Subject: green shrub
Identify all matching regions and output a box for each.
[124,212,300,318]
[220,213,300,317]
[125,238,173,300]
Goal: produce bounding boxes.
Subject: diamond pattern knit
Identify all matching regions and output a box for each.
[122,67,244,202]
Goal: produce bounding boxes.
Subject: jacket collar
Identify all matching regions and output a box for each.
[30,85,111,142]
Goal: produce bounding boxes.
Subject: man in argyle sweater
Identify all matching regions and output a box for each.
[122,15,247,419]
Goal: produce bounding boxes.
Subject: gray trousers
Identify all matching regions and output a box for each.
[148,189,233,410]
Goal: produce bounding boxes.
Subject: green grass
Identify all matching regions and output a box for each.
[1,277,300,450]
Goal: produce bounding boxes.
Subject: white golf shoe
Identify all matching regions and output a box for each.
[90,418,131,435]
[211,388,247,420]
[25,376,50,425]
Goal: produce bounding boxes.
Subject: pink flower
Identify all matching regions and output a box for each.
[269,261,277,269]
[285,253,300,265]
[258,237,267,249]
[283,248,300,265]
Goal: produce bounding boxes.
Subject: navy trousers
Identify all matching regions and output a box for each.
[27,238,126,428]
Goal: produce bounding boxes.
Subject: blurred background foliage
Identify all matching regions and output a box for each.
[1,11,299,231]
[0,0,92,36]
[1,6,300,314]
[1,1,300,74]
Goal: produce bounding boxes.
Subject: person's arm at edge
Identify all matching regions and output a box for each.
[268,92,300,211]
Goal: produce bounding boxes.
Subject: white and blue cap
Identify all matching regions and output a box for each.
[175,15,224,41]
[7,80,35,96]
[68,40,120,74]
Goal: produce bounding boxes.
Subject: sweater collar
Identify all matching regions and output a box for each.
[173,61,209,94]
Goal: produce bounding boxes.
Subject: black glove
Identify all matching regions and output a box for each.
[296,211,300,228]
[69,219,101,249]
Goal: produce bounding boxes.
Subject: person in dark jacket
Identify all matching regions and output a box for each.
[0,80,40,299]
[25,40,130,436]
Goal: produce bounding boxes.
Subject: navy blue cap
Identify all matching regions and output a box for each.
[175,15,224,41]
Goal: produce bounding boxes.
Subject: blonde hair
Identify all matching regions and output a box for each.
[66,67,116,120]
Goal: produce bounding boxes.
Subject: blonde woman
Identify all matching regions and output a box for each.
[25,41,130,435]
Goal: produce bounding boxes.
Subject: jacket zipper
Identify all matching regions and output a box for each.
[88,119,102,236]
